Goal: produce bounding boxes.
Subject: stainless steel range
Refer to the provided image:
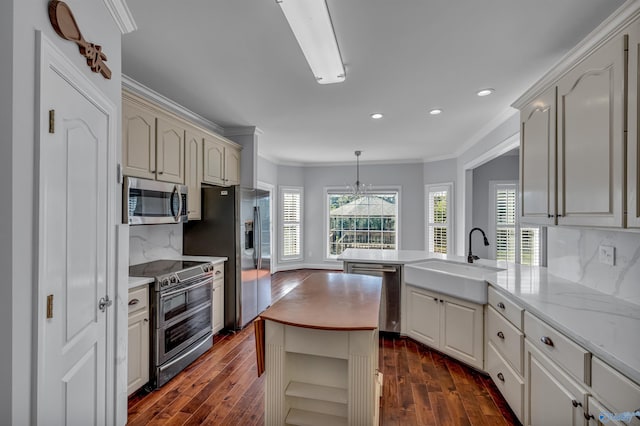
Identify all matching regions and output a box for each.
[129,259,215,388]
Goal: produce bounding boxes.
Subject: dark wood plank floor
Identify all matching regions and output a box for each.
[128,269,519,425]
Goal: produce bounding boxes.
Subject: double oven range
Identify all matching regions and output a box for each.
[129,259,215,388]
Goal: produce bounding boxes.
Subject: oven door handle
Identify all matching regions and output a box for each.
[160,278,212,299]
[158,332,213,372]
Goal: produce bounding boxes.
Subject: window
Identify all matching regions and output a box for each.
[426,183,453,254]
[326,189,398,259]
[280,186,303,261]
[490,182,541,265]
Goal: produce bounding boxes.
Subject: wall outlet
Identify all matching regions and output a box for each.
[598,245,615,266]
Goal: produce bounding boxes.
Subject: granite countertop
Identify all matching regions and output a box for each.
[128,254,227,290]
[485,264,640,385]
[259,272,382,330]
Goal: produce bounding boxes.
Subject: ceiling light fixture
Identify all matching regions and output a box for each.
[477,88,495,97]
[349,150,370,196]
[429,108,443,115]
[277,0,345,84]
[370,113,383,119]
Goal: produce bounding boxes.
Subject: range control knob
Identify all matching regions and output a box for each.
[170,275,177,284]
[161,278,170,287]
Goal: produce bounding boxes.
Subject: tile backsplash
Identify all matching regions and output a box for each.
[547,227,640,306]
[129,224,182,266]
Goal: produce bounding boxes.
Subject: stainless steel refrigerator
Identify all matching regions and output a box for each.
[183,185,271,330]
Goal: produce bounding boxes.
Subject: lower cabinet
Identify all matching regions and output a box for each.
[127,285,150,396]
[524,340,589,426]
[212,263,224,335]
[406,285,483,370]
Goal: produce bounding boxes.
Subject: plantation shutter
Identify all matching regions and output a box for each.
[426,184,452,255]
[281,187,302,260]
[495,185,516,262]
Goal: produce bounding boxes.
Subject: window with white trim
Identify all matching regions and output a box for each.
[279,186,303,261]
[326,189,398,259]
[490,182,541,265]
[426,183,453,254]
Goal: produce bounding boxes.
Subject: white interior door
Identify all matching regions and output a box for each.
[36,33,116,425]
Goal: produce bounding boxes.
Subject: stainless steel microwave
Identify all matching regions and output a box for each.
[123,177,188,225]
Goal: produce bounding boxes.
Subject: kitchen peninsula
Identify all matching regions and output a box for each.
[255,273,382,426]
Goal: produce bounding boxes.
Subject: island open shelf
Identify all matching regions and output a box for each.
[255,272,383,426]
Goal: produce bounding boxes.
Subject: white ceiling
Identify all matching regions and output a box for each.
[122,0,624,165]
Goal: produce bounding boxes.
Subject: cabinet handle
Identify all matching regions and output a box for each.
[158,171,164,175]
[571,399,582,408]
[547,214,554,218]
[497,302,505,310]
[143,318,149,323]
[440,299,444,303]
[215,270,222,276]
[497,331,505,339]
[497,372,505,382]
[556,214,563,218]
[433,297,438,301]
[128,298,139,306]
[540,336,554,347]
[584,413,594,421]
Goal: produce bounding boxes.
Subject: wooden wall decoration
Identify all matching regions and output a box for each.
[48,0,112,79]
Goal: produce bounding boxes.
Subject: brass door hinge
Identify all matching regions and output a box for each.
[48,110,55,134]
[46,294,54,319]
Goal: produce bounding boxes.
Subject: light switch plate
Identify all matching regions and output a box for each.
[598,245,615,266]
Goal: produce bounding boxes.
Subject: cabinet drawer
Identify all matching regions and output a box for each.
[524,312,590,384]
[487,306,524,375]
[591,357,640,424]
[128,286,148,315]
[487,341,524,423]
[212,262,224,280]
[488,287,523,330]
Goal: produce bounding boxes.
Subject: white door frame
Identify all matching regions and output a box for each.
[35,31,119,424]
[257,180,275,274]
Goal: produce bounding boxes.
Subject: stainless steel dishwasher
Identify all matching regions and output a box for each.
[344,262,400,334]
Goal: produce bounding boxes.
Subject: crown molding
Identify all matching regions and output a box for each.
[103,0,137,34]
[224,126,264,137]
[512,0,640,108]
[122,74,225,135]
[454,107,519,158]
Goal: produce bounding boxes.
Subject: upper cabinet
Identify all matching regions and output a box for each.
[628,24,640,228]
[517,23,633,228]
[556,33,626,227]
[203,133,240,186]
[520,86,557,226]
[122,93,185,184]
[185,128,203,220]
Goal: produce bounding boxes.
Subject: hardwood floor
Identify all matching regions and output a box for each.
[127,269,519,425]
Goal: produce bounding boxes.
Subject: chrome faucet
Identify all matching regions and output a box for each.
[468,227,490,263]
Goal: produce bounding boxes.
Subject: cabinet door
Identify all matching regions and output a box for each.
[440,295,483,370]
[557,33,626,227]
[628,23,640,228]
[520,86,557,225]
[122,100,156,180]
[203,135,225,185]
[156,115,185,184]
[127,309,149,396]
[185,129,202,220]
[225,146,241,186]
[524,341,588,426]
[212,279,224,334]
[406,286,440,347]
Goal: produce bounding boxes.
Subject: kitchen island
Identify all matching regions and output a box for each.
[255,272,382,426]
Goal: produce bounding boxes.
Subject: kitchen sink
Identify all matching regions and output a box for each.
[404,260,504,304]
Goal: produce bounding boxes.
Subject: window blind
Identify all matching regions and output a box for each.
[280,187,302,260]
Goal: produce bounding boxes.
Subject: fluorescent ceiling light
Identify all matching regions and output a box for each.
[277,0,345,84]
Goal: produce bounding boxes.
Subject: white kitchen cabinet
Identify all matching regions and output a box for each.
[519,86,557,225]
[122,98,156,180]
[627,22,640,228]
[185,128,203,220]
[590,357,640,426]
[203,133,240,186]
[122,92,185,185]
[127,286,150,396]
[406,285,483,370]
[585,396,627,426]
[556,32,626,227]
[524,340,589,426]
[211,263,224,335]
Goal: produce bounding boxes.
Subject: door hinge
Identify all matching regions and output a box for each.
[116,163,122,184]
[98,295,113,312]
[46,294,54,319]
[48,110,55,134]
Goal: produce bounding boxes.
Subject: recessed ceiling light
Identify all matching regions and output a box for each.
[370,113,383,119]
[477,88,495,97]
[429,108,443,115]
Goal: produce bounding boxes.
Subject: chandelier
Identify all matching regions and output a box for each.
[349,150,370,196]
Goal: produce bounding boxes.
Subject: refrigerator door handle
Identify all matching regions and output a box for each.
[253,206,259,269]
[256,205,262,270]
